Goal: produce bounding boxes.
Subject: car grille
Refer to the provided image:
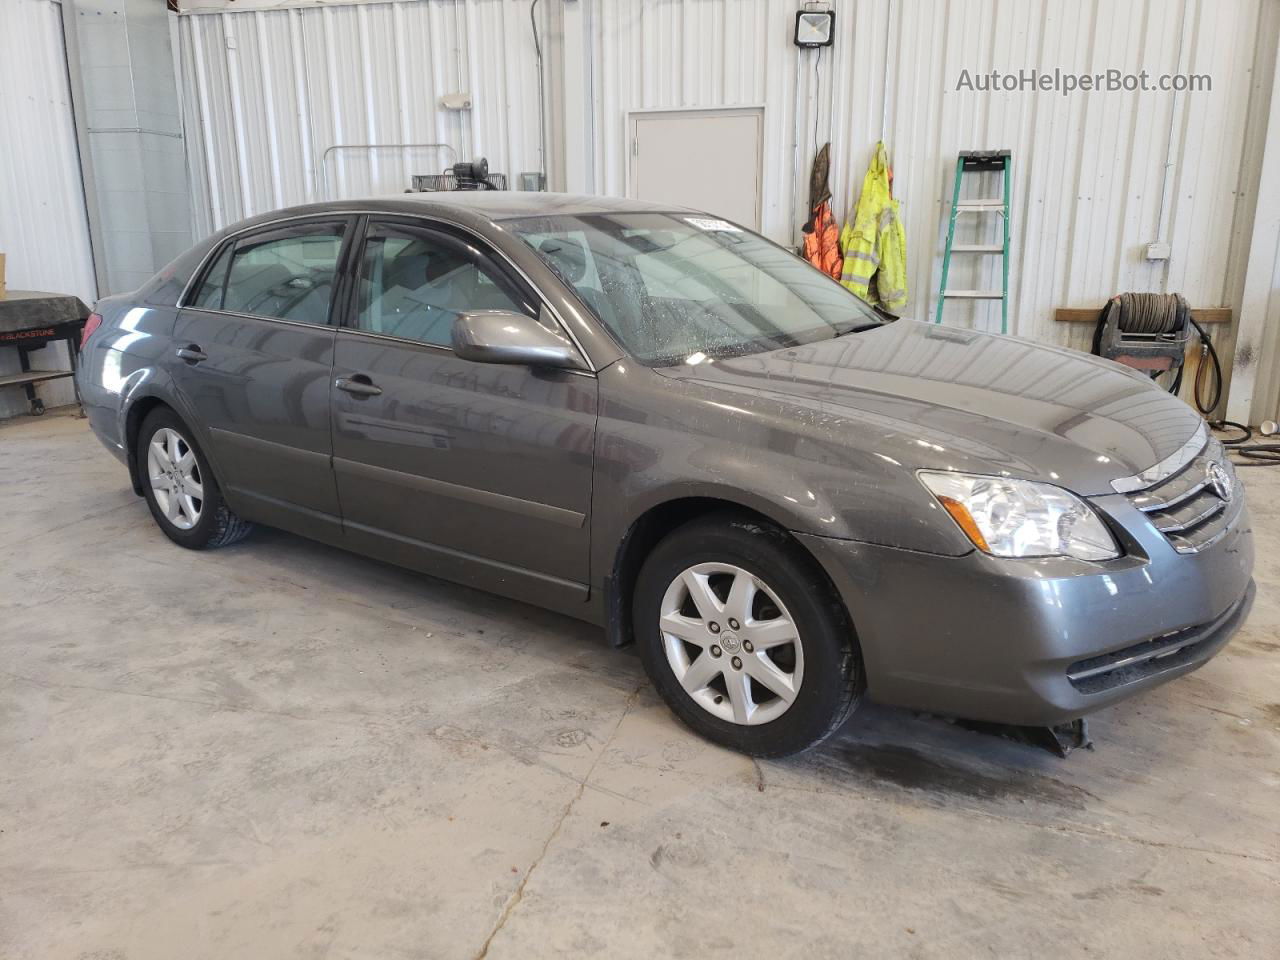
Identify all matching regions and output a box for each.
[1125,438,1240,554]
[1066,589,1250,694]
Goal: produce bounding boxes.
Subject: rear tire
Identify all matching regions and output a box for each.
[136,408,252,550]
[633,513,863,757]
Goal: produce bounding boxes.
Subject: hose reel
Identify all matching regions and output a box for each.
[1092,292,1191,374]
[1089,293,1280,466]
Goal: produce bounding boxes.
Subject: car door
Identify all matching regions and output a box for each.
[330,217,597,610]
[171,216,355,538]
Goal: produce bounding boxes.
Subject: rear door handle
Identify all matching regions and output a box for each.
[335,374,383,397]
[176,345,207,363]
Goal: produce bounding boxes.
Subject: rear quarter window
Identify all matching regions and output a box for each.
[189,244,233,310]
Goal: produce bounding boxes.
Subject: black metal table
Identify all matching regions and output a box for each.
[0,291,90,416]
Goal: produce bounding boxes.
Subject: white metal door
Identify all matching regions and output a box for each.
[628,108,764,230]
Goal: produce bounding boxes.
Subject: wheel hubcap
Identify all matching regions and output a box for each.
[659,562,804,726]
[147,427,204,531]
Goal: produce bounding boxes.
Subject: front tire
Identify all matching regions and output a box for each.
[633,514,863,757]
[136,408,252,550]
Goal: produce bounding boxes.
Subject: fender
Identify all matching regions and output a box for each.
[117,370,234,501]
[591,476,847,648]
[621,478,819,539]
[592,359,971,558]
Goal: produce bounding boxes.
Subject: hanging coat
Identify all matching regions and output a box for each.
[802,143,842,279]
[803,203,841,279]
[839,142,908,312]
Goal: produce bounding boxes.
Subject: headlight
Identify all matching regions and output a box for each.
[918,471,1120,561]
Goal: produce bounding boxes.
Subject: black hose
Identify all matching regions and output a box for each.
[1091,302,1108,356]
[1188,319,1280,465]
[1237,445,1280,464]
[1207,423,1280,466]
[1189,318,1221,415]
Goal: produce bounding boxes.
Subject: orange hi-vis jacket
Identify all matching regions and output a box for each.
[803,200,842,279]
[802,143,842,279]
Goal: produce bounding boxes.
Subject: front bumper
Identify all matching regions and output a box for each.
[797,495,1255,726]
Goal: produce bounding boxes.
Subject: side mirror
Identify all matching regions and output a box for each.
[451,309,586,370]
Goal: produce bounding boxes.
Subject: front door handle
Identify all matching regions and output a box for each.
[175,345,207,363]
[335,374,383,397]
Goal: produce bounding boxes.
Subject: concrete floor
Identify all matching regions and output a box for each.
[2,409,1278,959]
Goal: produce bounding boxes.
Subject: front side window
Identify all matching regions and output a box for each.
[354,222,533,347]
[510,212,886,365]
[191,220,347,325]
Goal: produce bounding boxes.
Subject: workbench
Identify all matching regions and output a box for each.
[0,291,89,416]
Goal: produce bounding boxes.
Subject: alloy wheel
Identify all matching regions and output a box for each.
[146,427,204,531]
[658,562,804,725]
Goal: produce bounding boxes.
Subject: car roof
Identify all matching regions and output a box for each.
[239,192,696,229]
[394,191,692,220]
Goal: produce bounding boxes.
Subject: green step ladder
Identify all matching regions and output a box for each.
[935,150,1012,333]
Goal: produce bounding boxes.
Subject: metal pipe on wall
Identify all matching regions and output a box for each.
[317,142,459,201]
[1154,0,1194,293]
[530,0,548,181]
[788,48,803,250]
[880,0,894,143]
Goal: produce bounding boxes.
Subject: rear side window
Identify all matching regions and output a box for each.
[190,220,348,325]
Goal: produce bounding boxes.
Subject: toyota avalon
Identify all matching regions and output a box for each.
[77,193,1255,756]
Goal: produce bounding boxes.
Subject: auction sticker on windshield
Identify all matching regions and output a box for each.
[684,217,742,232]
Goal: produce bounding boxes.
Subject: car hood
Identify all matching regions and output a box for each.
[653,319,1202,496]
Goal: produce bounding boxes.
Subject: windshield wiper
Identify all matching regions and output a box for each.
[834,321,886,336]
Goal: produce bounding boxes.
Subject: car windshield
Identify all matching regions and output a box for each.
[508,212,888,365]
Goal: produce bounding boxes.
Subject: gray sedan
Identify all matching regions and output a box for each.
[77,193,1255,756]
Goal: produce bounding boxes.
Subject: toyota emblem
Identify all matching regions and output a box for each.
[1206,461,1233,501]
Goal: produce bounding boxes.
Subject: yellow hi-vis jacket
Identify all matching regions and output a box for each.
[838,142,908,312]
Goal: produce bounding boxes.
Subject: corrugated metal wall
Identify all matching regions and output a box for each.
[0,0,97,416]
[1266,234,1280,424]
[179,0,1276,355]
[585,0,1277,349]
[178,0,546,239]
[1257,241,1280,424]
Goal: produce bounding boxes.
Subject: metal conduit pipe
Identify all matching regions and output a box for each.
[880,0,894,142]
[530,0,548,182]
[1154,1,1193,291]
[318,143,459,201]
[789,50,804,251]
